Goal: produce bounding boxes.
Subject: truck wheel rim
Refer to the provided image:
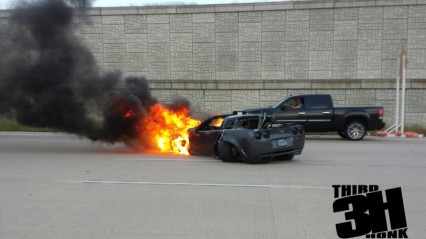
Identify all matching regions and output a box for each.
[348,123,364,139]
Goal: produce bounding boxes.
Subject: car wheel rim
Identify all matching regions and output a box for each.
[348,123,364,139]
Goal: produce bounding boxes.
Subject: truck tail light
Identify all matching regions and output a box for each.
[379,108,384,119]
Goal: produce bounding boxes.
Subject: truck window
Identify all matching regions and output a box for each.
[305,95,332,109]
[282,97,304,110]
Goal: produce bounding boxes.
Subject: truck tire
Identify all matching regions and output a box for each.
[344,121,366,141]
[338,131,348,139]
[218,142,238,162]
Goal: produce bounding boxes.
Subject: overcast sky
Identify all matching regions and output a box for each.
[0,0,284,9]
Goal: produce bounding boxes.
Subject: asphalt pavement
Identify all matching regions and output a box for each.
[0,132,425,239]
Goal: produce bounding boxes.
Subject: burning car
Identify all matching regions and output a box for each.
[188,114,305,163]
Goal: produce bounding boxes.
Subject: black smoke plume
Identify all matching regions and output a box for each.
[0,0,190,145]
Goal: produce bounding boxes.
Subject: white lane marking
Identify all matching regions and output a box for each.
[0,132,59,136]
[84,180,331,190]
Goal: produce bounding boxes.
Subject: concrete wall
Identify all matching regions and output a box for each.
[2,0,426,125]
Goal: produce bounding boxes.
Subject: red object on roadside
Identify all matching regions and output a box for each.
[404,131,419,138]
[376,131,387,137]
[376,130,421,138]
[379,108,384,119]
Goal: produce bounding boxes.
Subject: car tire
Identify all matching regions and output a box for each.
[218,142,239,162]
[281,153,295,160]
[243,157,268,164]
[338,131,348,139]
[188,148,196,156]
[344,121,366,141]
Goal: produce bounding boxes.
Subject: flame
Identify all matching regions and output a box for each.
[211,117,224,127]
[123,110,135,118]
[137,103,200,155]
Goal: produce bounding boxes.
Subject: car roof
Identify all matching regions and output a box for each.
[208,114,264,120]
[224,114,267,120]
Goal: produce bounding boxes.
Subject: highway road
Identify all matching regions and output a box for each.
[0,132,425,239]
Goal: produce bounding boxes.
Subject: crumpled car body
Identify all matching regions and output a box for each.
[188,114,305,163]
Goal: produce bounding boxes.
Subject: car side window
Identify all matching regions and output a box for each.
[199,117,224,131]
[247,119,259,129]
[233,118,259,129]
[198,121,211,131]
[209,118,224,128]
[223,119,234,129]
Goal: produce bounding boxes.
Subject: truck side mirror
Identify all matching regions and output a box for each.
[280,105,287,111]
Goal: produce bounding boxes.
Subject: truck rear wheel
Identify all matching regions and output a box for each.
[344,121,366,141]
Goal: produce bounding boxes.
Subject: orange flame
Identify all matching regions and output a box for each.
[211,117,224,127]
[123,110,135,118]
[137,103,200,155]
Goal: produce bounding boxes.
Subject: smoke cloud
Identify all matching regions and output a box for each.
[0,0,191,146]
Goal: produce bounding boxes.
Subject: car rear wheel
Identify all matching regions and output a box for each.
[218,142,239,162]
[344,121,366,141]
[280,153,294,160]
[188,148,196,156]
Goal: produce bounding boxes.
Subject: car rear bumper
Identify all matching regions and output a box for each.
[256,148,303,160]
[241,135,305,163]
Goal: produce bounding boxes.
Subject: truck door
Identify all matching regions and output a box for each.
[272,96,308,127]
[303,95,333,131]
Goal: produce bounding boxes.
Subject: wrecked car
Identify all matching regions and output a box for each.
[188,114,305,163]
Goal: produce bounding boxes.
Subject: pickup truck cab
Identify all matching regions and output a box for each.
[242,94,385,140]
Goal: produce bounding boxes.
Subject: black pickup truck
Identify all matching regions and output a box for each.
[241,94,385,140]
